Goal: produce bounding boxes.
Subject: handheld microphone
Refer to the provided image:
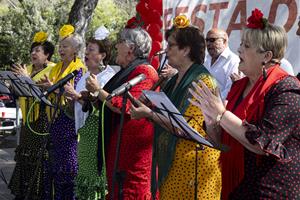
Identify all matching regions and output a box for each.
[106,74,146,101]
[42,70,79,97]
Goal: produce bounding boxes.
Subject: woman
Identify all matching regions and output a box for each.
[9,31,55,200]
[190,9,300,199]
[64,26,117,199]
[86,27,158,199]
[39,24,86,200]
[130,15,221,199]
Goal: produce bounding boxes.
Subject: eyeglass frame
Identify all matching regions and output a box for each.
[205,37,225,43]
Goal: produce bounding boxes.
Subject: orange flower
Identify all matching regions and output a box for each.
[173,15,190,29]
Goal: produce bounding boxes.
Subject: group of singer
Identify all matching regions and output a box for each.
[7,8,300,200]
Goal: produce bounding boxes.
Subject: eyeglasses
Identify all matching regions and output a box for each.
[205,37,224,43]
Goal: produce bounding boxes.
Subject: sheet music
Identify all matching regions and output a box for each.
[0,71,52,106]
[142,90,215,148]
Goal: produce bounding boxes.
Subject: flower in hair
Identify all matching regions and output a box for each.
[94,26,110,40]
[59,24,75,39]
[33,31,48,43]
[247,8,268,29]
[173,15,190,29]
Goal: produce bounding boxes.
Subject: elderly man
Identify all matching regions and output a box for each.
[204,28,240,99]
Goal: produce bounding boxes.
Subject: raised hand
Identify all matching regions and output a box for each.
[11,63,29,77]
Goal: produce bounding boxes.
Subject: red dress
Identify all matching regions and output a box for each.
[106,64,159,200]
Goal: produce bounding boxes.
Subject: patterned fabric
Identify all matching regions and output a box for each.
[8,110,49,200]
[229,76,300,199]
[43,59,85,200]
[75,110,106,200]
[221,65,289,199]
[157,64,221,199]
[9,62,55,200]
[106,64,159,200]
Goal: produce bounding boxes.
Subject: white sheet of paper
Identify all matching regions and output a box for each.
[143,90,214,148]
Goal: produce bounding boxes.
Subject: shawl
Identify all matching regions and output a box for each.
[20,62,56,124]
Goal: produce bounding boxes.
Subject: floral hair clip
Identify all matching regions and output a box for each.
[59,24,75,39]
[247,8,268,29]
[33,31,48,43]
[94,26,110,40]
[173,15,190,29]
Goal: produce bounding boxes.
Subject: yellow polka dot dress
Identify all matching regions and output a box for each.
[159,74,221,200]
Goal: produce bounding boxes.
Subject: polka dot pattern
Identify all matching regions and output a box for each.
[230,76,300,199]
[160,74,221,200]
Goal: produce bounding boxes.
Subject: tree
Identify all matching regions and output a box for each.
[0,0,73,68]
[68,0,99,59]
[0,0,134,69]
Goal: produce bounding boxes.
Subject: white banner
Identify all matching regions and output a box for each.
[163,0,300,74]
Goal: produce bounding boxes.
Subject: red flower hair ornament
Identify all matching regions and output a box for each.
[247,8,268,29]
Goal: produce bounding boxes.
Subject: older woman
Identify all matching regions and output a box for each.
[190,9,300,199]
[86,27,158,199]
[64,26,117,200]
[9,31,55,200]
[130,15,221,199]
[39,25,86,200]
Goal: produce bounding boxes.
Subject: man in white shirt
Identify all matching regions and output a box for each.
[204,28,240,99]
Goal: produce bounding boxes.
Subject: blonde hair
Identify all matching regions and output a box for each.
[242,24,287,60]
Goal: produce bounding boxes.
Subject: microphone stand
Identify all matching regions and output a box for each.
[111,88,129,200]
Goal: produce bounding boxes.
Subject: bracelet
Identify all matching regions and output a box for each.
[216,110,227,125]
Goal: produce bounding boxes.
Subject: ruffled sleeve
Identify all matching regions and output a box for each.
[244,76,300,162]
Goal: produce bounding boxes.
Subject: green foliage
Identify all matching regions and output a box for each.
[88,0,136,63]
[0,0,136,69]
[0,0,73,69]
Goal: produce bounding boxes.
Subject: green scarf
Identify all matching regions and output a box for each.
[151,63,211,194]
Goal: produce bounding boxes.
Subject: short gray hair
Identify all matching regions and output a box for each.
[242,24,287,60]
[120,28,152,58]
[60,34,83,54]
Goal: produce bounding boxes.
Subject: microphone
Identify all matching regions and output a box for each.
[106,74,146,101]
[42,70,79,97]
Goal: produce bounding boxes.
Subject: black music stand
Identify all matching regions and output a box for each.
[0,71,52,144]
[142,90,229,200]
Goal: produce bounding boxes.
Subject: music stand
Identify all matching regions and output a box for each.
[0,71,52,144]
[142,90,228,200]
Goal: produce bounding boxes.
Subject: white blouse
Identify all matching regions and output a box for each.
[74,65,117,132]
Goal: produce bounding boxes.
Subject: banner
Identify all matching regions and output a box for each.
[163,0,300,74]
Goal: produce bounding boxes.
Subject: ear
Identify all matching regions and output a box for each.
[183,46,191,57]
[264,50,273,63]
[100,52,106,60]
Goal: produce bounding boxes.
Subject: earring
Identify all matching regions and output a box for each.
[262,61,267,80]
[73,53,76,62]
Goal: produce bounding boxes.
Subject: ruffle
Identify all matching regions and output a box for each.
[244,120,291,162]
[75,174,106,200]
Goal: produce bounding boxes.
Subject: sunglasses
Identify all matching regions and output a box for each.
[205,37,224,43]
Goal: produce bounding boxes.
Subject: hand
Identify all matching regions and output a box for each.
[130,98,153,120]
[230,71,244,82]
[160,64,178,79]
[36,75,53,89]
[86,74,100,93]
[64,82,80,100]
[11,63,29,77]
[188,80,226,124]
